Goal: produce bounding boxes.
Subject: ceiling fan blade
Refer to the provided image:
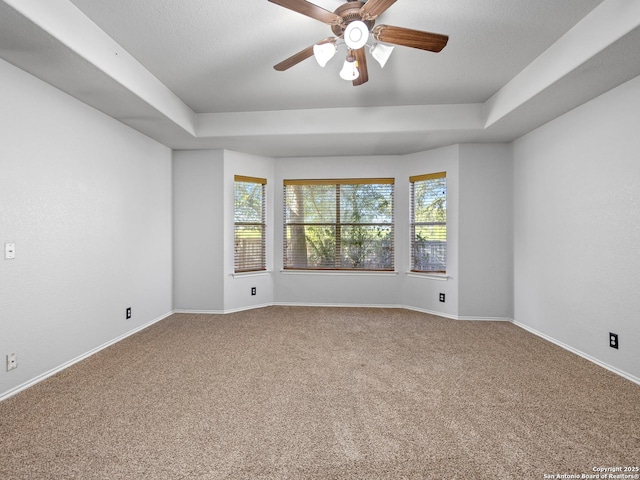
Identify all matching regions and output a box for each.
[268,0,343,25]
[372,25,449,52]
[359,0,397,20]
[273,37,336,71]
[352,48,369,86]
[274,45,314,71]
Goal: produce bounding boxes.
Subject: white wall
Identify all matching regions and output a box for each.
[175,150,468,313]
[458,144,513,319]
[271,148,514,319]
[513,74,640,381]
[172,149,274,312]
[0,59,173,399]
[172,150,225,311]
[3,44,637,400]
[401,146,461,317]
[273,155,404,307]
[223,150,275,311]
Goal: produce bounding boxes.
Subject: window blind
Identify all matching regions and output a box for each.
[234,175,266,273]
[283,178,394,271]
[410,172,446,273]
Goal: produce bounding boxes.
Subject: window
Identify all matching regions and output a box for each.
[410,172,446,273]
[284,178,394,271]
[234,175,266,273]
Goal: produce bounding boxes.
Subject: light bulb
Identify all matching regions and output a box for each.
[370,43,394,68]
[313,42,337,67]
[339,58,359,81]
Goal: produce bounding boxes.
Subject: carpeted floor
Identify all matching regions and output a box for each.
[0,306,638,479]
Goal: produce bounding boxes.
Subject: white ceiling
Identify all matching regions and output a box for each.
[1,0,639,157]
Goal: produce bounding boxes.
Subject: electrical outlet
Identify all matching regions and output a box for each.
[5,243,15,259]
[6,353,17,371]
[439,293,445,303]
[609,332,619,349]
[126,307,132,319]
[251,287,257,296]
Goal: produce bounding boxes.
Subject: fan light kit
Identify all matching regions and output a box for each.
[318,42,392,81]
[269,0,449,86]
[312,42,337,67]
[339,54,360,81]
[344,21,369,49]
[369,42,394,68]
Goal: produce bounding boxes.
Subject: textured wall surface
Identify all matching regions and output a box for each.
[0,59,172,398]
[513,75,640,381]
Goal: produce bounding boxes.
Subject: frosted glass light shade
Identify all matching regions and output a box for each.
[313,42,337,67]
[339,58,359,81]
[370,43,394,68]
[344,21,369,50]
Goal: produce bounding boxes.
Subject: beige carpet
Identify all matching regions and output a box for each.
[0,306,638,479]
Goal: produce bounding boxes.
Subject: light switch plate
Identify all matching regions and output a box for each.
[5,243,15,259]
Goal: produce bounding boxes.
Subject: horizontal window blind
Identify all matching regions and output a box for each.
[284,178,394,271]
[410,172,446,273]
[234,175,266,273]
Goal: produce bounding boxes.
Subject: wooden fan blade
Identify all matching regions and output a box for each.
[352,48,369,86]
[268,0,343,25]
[359,0,397,20]
[274,45,314,71]
[373,25,449,52]
[273,37,336,71]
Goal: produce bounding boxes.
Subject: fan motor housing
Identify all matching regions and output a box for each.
[331,1,375,37]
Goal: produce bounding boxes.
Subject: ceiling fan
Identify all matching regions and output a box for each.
[268,0,449,86]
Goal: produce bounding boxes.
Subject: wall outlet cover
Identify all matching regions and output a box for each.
[6,353,17,371]
[5,243,16,259]
[609,332,619,349]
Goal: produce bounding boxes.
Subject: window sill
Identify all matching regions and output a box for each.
[281,270,398,277]
[232,270,271,278]
[406,272,449,281]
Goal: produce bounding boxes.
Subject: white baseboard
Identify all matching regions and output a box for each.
[0,311,174,403]
[176,303,404,314]
[173,303,272,315]
[272,303,508,322]
[456,315,512,322]
[401,304,458,319]
[176,303,512,322]
[271,302,401,310]
[402,305,511,322]
[173,309,227,315]
[511,320,640,387]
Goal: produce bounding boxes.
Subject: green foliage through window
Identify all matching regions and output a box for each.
[410,173,446,272]
[234,176,266,272]
[284,179,394,271]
